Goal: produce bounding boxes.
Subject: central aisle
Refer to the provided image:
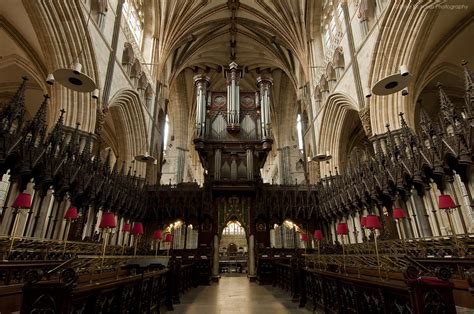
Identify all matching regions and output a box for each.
[169,275,312,314]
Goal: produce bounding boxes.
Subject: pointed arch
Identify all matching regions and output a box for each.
[319,93,360,171]
[105,89,149,176]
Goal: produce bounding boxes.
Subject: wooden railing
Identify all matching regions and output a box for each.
[271,261,457,313]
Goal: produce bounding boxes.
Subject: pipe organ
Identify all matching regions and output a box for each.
[193,63,273,183]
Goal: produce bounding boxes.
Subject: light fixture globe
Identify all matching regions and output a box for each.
[53,62,96,93]
[372,73,411,96]
[134,151,156,163]
[312,153,332,162]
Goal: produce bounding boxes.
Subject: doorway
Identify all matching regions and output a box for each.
[219,220,248,274]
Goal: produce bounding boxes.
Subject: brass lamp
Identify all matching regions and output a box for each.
[336,222,349,273]
[9,193,32,256]
[63,207,79,255]
[131,223,144,256]
[99,212,116,267]
[365,214,382,278]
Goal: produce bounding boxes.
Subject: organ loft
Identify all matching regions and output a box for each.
[0,0,474,313]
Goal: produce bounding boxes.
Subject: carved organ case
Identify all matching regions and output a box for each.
[193,63,273,184]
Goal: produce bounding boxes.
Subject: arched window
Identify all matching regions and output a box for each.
[223,221,245,235]
[123,0,144,44]
[297,114,304,153]
[163,114,170,151]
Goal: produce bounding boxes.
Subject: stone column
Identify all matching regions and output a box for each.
[0,181,19,235]
[257,76,273,139]
[248,234,256,277]
[246,147,254,180]
[193,75,210,137]
[410,192,433,237]
[176,147,187,184]
[212,234,219,278]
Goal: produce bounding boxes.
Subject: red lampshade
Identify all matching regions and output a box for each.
[336,223,349,235]
[122,223,130,233]
[360,216,367,228]
[164,233,173,242]
[438,194,458,209]
[301,233,308,241]
[313,230,323,240]
[365,214,382,229]
[153,229,163,240]
[64,207,78,220]
[99,212,116,229]
[131,222,144,235]
[12,193,32,209]
[393,208,406,220]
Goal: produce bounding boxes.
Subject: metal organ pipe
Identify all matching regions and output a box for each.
[257,76,273,139]
[225,62,242,126]
[193,75,210,137]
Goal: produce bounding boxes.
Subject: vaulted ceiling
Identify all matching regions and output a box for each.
[153,0,321,92]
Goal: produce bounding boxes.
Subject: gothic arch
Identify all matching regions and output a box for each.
[367,1,472,134]
[319,93,360,172]
[105,89,149,176]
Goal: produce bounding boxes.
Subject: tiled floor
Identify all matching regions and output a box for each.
[168,274,312,314]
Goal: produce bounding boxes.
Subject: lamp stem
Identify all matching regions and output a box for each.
[134,236,138,256]
[8,209,22,257]
[341,235,346,273]
[101,231,109,268]
[63,220,71,255]
[155,240,158,256]
[446,209,456,236]
[373,229,381,278]
[121,232,126,255]
[317,240,321,270]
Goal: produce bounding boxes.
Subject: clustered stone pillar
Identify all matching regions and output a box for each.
[248,234,255,277]
[257,75,273,139]
[225,62,242,128]
[193,74,210,138]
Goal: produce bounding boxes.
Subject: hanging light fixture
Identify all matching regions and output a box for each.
[134,151,156,163]
[51,62,97,93]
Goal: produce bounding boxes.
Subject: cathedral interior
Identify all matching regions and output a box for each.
[0,0,473,313]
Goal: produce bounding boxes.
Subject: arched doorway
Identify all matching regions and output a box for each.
[219,220,248,274]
